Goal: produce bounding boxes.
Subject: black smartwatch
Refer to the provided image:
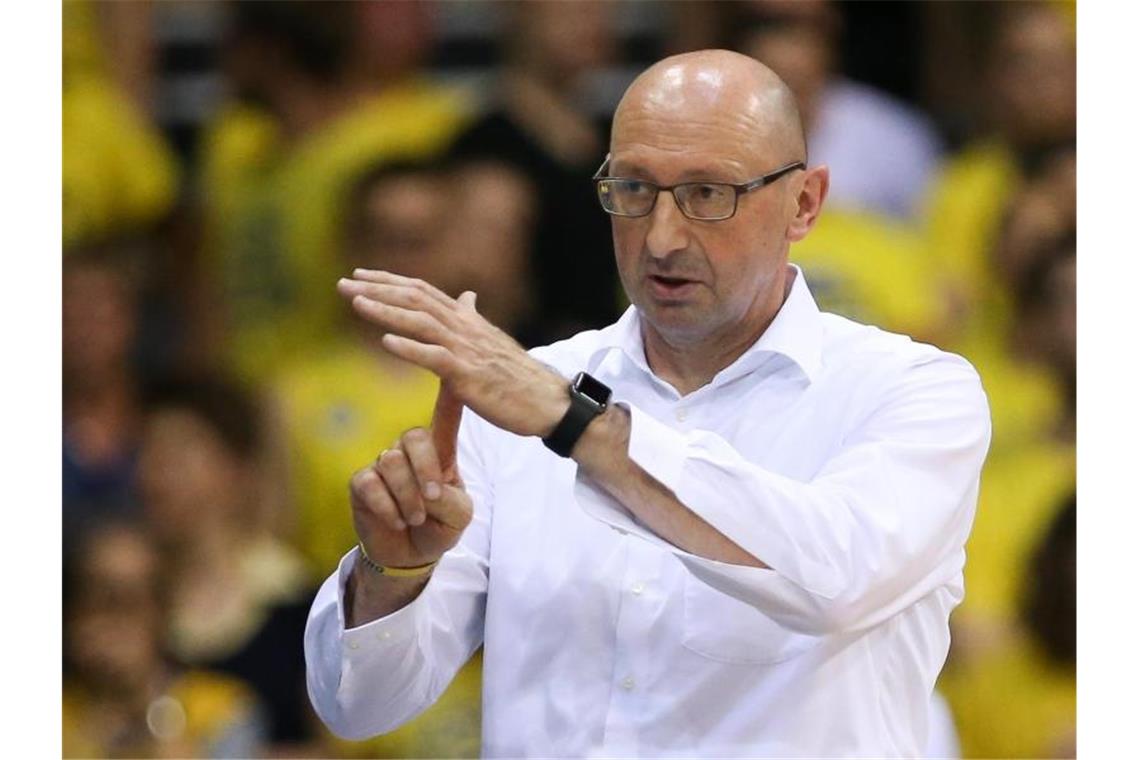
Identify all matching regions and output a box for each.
[542,371,613,457]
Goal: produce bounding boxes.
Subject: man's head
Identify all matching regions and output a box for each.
[343,159,538,336]
[607,49,828,349]
[136,376,262,546]
[223,1,353,109]
[62,246,138,388]
[505,0,615,85]
[985,3,1075,151]
[342,160,457,293]
[63,520,166,693]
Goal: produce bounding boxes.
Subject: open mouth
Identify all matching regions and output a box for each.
[647,274,698,298]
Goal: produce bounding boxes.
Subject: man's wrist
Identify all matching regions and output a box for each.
[357,543,439,577]
[542,372,613,456]
[572,402,632,480]
[345,552,433,628]
[540,373,573,438]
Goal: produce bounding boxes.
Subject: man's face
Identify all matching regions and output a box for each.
[348,173,458,293]
[990,7,1075,148]
[136,408,245,543]
[608,98,799,347]
[62,263,135,379]
[66,528,163,690]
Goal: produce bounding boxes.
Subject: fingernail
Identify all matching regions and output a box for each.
[411,512,426,526]
[424,482,441,500]
[393,518,406,530]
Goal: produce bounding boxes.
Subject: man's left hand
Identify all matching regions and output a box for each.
[337,270,569,439]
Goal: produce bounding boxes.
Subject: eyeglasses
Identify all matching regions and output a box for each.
[593,155,806,221]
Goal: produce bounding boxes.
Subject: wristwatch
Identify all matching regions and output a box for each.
[542,371,613,457]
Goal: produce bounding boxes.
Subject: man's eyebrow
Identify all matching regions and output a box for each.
[676,166,740,182]
[608,160,742,183]
[608,161,652,179]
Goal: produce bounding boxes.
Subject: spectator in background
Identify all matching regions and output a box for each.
[267,157,535,757]
[63,0,178,248]
[939,494,1076,758]
[198,0,469,386]
[954,146,1076,633]
[994,149,1076,441]
[448,0,620,345]
[63,247,144,556]
[922,1,1075,354]
[732,0,943,222]
[135,376,318,752]
[269,160,461,576]
[63,520,266,758]
[268,157,538,574]
[938,144,1076,759]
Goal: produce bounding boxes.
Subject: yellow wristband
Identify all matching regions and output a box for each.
[357,544,439,577]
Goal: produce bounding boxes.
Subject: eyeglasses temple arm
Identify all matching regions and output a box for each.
[592,153,612,181]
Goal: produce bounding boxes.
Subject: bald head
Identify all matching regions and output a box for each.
[613,50,806,164]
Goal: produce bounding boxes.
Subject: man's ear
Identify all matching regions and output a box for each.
[787,165,829,243]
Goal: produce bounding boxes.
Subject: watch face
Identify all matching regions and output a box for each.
[573,371,613,407]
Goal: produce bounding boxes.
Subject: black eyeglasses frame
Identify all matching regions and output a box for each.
[592,155,807,221]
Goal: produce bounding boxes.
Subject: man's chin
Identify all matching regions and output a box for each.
[638,300,715,343]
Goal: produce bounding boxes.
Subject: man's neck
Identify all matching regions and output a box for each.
[640,269,793,396]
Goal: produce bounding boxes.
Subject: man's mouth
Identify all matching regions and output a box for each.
[647,274,699,298]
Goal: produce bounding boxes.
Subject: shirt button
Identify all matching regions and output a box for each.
[675,408,687,422]
[377,630,392,641]
[621,676,636,691]
[348,641,360,650]
[631,582,644,596]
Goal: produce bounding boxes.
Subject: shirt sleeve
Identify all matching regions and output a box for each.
[573,351,991,636]
[304,408,494,740]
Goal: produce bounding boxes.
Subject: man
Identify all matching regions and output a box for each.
[306,50,990,757]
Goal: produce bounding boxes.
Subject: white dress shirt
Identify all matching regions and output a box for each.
[305,267,991,758]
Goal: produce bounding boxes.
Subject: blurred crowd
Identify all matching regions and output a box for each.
[61,1,1076,757]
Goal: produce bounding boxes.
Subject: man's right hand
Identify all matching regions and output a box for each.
[349,381,473,574]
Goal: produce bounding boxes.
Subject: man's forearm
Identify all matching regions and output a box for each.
[344,556,433,628]
[572,405,767,569]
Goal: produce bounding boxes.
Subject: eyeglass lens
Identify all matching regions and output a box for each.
[598,180,736,220]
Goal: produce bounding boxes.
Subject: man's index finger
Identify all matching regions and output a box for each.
[431,381,463,473]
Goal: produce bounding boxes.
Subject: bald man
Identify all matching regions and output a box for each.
[306,51,990,757]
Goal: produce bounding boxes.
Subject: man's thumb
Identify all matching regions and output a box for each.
[458,290,478,311]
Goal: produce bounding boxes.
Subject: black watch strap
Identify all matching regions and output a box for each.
[542,372,612,458]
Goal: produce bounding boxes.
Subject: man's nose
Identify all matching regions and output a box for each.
[644,190,690,258]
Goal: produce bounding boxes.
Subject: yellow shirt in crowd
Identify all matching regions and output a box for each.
[922,139,1021,353]
[63,1,178,248]
[791,209,948,343]
[940,633,1075,759]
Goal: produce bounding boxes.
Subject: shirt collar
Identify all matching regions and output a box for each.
[590,264,823,388]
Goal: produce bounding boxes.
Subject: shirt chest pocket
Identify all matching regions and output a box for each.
[681,573,821,664]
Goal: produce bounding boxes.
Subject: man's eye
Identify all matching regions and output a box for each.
[625,181,652,195]
[694,184,727,200]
